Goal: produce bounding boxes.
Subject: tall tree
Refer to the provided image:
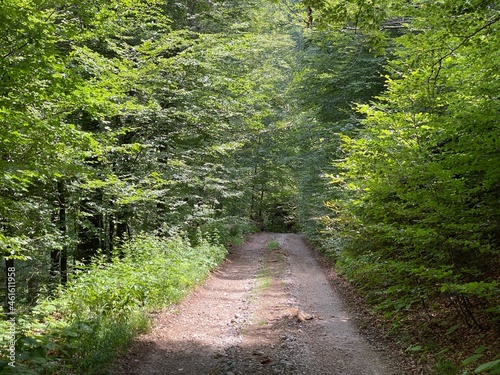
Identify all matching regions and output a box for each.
[298,0,500,326]
[286,28,386,243]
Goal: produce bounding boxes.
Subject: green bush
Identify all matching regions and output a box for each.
[199,216,258,246]
[0,235,227,375]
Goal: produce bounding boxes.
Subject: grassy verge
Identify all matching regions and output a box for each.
[0,235,228,375]
[312,238,500,375]
[254,239,286,295]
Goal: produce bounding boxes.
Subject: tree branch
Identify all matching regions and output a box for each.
[429,14,500,89]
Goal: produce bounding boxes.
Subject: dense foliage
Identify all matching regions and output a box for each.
[290,0,500,372]
[0,0,294,298]
[1,235,228,374]
[0,0,294,373]
[1,0,499,373]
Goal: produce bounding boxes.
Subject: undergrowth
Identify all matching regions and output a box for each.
[331,250,500,375]
[0,235,229,375]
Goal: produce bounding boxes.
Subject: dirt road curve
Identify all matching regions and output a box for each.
[112,233,402,375]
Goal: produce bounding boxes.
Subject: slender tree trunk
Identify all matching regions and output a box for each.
[50,246,60,284]
[51,180,68,285]
[250,134,262,220]
[258,186,264,220]
[109,212,115,258]
[58,181,68,284]
[76,193,103,263]
[115,211,130,258]
[250,164,258,220]
[306,6,313,28]
[116,220,129,244]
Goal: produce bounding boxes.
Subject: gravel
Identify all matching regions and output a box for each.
[111,233,408,375]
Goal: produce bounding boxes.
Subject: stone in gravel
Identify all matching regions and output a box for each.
[280,359,293,367]
[260,357,273,364]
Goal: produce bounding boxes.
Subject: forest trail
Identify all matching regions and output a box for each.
[112,233,402,375]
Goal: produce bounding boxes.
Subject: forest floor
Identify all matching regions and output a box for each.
[111,233,422,375]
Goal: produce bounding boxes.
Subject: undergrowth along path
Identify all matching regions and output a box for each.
[112,233,406,375]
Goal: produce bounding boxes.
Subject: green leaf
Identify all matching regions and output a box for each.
[463,354,484,366]
[445,324,460,335]
[475,359,500,374]
[406,345,422,352]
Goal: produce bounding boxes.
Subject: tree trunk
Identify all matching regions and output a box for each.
[306,6,313,28]
[109,213,115,258]
[51,180,68,285]
[76,191,103,263]
[50,246,60,284]
[58,180,68,284]
[115,211,130,258]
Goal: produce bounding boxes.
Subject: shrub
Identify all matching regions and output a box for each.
[0,235,227,375]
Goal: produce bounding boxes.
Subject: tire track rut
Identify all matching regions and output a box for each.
[112,233,402,375]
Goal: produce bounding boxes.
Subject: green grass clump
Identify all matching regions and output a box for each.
[0,235,227,375]
[267,240,280,251]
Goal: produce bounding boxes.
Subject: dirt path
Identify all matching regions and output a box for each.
[112,233,403,375]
